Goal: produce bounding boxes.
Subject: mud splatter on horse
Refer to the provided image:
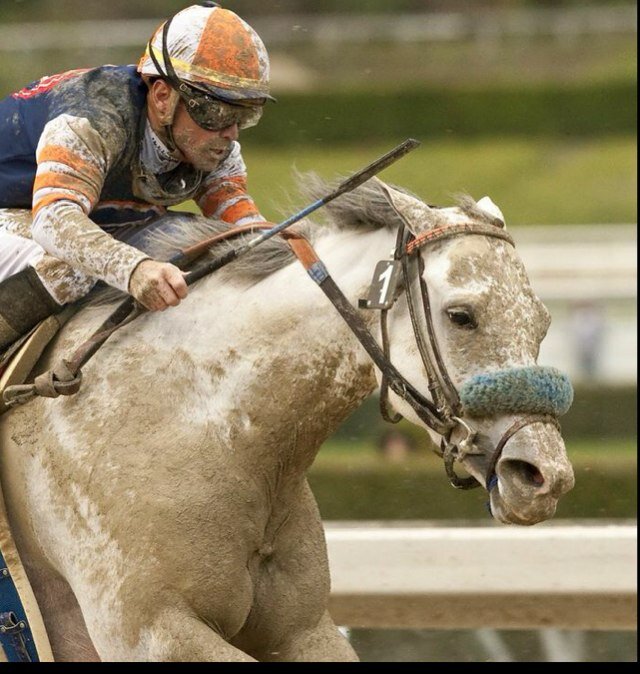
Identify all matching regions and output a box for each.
[0,178,574,661]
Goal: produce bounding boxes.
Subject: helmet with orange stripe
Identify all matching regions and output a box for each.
[138,3,273,134]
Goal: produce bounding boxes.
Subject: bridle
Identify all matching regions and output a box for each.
[285,218,559,492]
[380,221,514,489]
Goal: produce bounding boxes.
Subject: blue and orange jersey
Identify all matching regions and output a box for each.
[0,64,265,294]
[0,64,264,227]
[0,65,160,225]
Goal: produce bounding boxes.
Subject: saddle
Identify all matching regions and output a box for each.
[0,311,74,662]
[0,310,74,416]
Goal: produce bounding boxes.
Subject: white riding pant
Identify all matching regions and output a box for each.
[0,208,94,304]
[0,231,45,279]
[0,208,183,305]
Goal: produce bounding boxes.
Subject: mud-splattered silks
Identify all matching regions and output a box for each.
[0,65,265,302]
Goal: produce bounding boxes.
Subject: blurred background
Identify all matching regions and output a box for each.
[1,0,635,662]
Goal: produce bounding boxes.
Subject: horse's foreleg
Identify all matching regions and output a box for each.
[24,563,100,662]
[254,611,359,662]
[118,613,257,662]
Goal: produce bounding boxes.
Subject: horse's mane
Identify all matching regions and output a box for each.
[299,172,406,233]
[85,176,403,306]
[85,175,486,307]
[145,173,407,273]
[298,175,502,231]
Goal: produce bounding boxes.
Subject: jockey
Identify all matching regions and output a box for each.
[0,2,273,352]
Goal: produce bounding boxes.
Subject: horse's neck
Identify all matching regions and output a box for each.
[198,228,391,457]
[62,227,392,466]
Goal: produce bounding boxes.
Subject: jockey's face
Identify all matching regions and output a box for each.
[171,100,238,172]
[146,78,239,172]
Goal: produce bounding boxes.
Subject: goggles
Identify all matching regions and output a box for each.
[173,81,264,131]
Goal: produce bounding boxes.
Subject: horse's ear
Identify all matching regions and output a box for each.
[477,196,506,228]
[373,178,438,235]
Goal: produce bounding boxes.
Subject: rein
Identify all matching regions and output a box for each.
[285,234,451,436]
[3,216,566,494]
[1,224,291,407]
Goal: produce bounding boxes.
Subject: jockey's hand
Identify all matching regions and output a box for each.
[128,259,188,311]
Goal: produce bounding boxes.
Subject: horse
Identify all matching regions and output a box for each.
[0,177,575,662]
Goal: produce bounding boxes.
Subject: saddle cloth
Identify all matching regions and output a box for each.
[0,314,70,662]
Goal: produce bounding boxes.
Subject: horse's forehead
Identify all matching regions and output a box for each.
[430,236,545,330]
[437,206,470,224]
[443,236,517,288]
[428,237,547,374]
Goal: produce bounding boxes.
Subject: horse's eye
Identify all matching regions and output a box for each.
[447,307,477,329]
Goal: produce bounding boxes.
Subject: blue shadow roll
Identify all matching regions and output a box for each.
[459,366,574,418]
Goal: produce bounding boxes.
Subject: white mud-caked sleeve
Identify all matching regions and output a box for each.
[30,114,150,292]
[195,141,267,226]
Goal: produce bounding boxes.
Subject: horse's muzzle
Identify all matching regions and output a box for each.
[486,419,575,525]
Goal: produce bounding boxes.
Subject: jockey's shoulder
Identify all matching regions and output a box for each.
[47,65,147,133]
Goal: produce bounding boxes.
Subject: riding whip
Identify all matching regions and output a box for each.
[182,138,420,284]
[3,138,421,406]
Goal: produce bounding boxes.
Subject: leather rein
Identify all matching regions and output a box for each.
[3,220,553,492]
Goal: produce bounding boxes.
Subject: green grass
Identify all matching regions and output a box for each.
[564,438,638,460]
[314,437,637,468]
[232,136,635,226]
[175,136,636,226]
[307,437,636,520]
[284,34,638,91]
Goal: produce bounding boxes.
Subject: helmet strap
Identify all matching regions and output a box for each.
[164,124,178,155]
[159,89,180,153]
[147,16,182,153]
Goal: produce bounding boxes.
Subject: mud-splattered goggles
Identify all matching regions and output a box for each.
[174,81,264,131]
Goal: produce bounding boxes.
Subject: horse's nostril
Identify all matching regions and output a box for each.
[502,459,545,488]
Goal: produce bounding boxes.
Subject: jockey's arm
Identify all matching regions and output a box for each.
[195,142,269,227]
[31,114,185,311]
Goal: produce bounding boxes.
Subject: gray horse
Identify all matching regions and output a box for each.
[0,179,574,661]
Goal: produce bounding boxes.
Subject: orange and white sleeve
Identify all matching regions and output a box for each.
[31,114,149,292]
[195,141,268,226]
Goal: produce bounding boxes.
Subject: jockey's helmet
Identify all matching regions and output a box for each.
[138,3,273,132]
